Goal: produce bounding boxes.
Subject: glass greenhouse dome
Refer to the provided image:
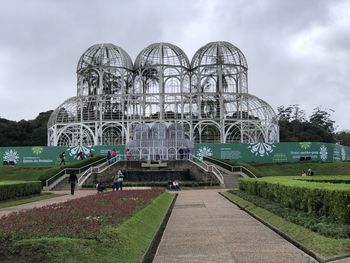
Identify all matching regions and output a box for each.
[48,41,279,156]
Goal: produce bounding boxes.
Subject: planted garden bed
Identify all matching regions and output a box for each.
[0,189,173,263]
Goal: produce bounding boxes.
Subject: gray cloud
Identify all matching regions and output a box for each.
[0,0,349,131]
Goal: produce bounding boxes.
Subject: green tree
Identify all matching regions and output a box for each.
[277,105,335,143]
[0,110,53,146]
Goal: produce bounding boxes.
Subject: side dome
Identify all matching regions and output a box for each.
[134,42,190,69]
[77,43,133,72]
[76,44,133,96]
[191,41,248,70]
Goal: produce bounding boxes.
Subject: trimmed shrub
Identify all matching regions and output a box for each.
[0,181,42,201]
[239,176,350,224]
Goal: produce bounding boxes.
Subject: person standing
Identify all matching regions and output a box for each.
[68,172,78,195]
[112,171,119,191]
[117,170,124,190]
[179,148,184,160]
[125,149,132,161]
[107,151,112,165]
[111,149,118,163]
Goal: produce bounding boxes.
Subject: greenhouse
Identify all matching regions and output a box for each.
[48,41,279,159]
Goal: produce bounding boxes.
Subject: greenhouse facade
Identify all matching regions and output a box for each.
[48,41,279,159]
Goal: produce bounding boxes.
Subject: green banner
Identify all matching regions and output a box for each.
[1,142,349,166]
[0,145,125,167]
[194,142,350,163]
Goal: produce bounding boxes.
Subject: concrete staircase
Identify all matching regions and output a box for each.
[203,161,245,189]
[52,176,70,190]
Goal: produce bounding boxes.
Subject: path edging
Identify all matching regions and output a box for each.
[219,192,326,263]
[140,193,178,263]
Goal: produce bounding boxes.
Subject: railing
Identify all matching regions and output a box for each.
[120,152,192,161]
[78,155,124,186]
[189,154,224,185]
[189,154,209,170]
[45,157,107,188]
[209,165,224,185]
[203,156,257,178]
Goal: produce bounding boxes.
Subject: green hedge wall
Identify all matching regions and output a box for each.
[239,176,350,224]
[0,181,42,201]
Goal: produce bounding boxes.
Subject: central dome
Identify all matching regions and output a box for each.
[134,42,190,69]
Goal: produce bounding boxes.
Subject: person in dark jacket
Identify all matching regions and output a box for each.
[68,172,78,195]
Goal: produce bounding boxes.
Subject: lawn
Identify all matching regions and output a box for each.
[215,158,350,177]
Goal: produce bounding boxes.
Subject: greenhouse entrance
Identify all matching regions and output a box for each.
[126,122,194,161]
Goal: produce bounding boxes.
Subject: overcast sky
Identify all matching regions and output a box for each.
[0,0,349,130]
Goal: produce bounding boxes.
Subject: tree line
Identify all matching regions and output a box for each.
[0,111,52,146]
[277,105,350,145]
[0,106,349,146]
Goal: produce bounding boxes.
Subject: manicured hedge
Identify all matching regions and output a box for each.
[0,181,42,201]
[239,176,350,224]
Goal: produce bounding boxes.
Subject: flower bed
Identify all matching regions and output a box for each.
[0,189,163,240]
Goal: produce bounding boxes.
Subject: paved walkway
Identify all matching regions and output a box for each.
[153,190,318,263]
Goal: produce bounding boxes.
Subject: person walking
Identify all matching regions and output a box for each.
[59,152,65,165]
[68,172,78,195]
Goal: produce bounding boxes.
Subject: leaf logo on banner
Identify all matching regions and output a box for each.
[32,146,43,155]
[248,143,275,157]
[319,145,328,161]
[197,146,213,160]
[3,149,20,164]
[341,147,346,161]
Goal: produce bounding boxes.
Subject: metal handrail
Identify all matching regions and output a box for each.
[188,154,209,171]
[78,155,124,186]
[203,156,257,178]
[188,154,224,185]
[45,157,107,187]
[209,165,224,184]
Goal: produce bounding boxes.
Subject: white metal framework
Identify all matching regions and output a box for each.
[48,41,279,149]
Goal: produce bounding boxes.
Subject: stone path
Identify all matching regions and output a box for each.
[153,189,318,263]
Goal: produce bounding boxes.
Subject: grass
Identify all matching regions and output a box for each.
[1,192,174,263]
[248,161,350,177]
[217,158,350,177]
[223,191,350,259]
[0,156,105,183]
[0,166,62,181]
[0,192,63,209]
